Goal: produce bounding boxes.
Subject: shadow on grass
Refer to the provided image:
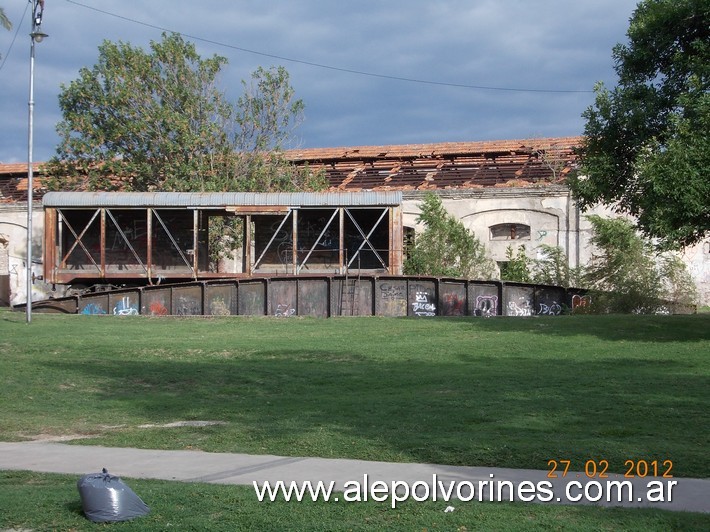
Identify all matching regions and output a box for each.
[432,314,710,343]
[40,348,710,477]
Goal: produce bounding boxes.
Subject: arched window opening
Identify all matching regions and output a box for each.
[489,223,531,241]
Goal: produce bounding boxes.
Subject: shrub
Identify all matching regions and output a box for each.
[583,215,697,313]
[404,194,494,279]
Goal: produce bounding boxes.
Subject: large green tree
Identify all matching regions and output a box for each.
[570,0,709,249]
[47,33,323,193]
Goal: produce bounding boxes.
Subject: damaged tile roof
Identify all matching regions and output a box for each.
[0,137,582,202]
[285,136,581,191]
[0,163,45,203]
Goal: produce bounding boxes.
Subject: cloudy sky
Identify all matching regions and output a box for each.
[0,0,640,163]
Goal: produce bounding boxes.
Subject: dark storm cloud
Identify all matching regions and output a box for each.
[0,0,639,163]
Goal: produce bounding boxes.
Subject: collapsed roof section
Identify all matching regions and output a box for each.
[285,137,581,191]
[1,137,582,201]
[0,163,44,203]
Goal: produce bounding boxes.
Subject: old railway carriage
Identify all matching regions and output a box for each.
[42,191,404,287]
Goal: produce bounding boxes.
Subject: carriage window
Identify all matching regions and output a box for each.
[489,223,531,240]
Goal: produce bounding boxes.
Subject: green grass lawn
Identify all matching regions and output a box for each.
[2,470,709,531]
[1,310,709,529]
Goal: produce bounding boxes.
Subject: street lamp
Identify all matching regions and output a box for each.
[26,0,47,324]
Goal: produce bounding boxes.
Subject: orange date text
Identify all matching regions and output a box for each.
[546,459,673,479]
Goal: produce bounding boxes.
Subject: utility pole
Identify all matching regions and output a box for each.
[26,0,48,323]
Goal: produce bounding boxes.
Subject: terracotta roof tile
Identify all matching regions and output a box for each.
[0,137,583,201]
[0,163,47,203]
[286,137,581,191]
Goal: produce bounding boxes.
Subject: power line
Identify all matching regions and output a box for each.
[65,0,594,95]
[0,2,30,73]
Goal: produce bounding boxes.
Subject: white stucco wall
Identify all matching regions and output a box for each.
[682,241,710,307]
[403,188,709,306]
[402,186,581,275]
[0,203,54,307]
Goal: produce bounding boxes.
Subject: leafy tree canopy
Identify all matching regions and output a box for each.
[404,193,494,279]
[46,33,325,193]
[583,215,697,313]
[570,0,709,249]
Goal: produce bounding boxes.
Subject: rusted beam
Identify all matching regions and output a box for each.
[245,214,252,276]
[100,209,106,279]
[291,209,298,275]
[147,209,153,281]
[226,205,290,214]
[43,207,56,283]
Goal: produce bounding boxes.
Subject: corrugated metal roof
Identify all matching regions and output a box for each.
[42,191,402,208]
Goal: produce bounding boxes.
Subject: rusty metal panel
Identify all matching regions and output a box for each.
[270,279,298,317]
[205,283,235,316]
[331,279,347,316]
[238,281,266,316]
[43,208,57,283]
[469,283,500,317]
[439,282,467,316]
[78,294,110,315]
[143,288,171,315]
[334,278,373,316]
[330,279,342,315]
[32,297,78,314]
[171,285,203,316]
[375,278,407,316]
[297,279,328,317]
[408,280,437,317]
[504,284,534,316]
[227,205,290,214]
[353,279,373,316]
[389,205,403,275]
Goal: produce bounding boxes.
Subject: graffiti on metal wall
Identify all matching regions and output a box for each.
[275,303,296,317]
[377,282,407,315]
[175,296,201,316]
[412,291,436,316]
[209,296,231,316]
[380,283,405,301]
[113,296,139,316]
[40,276,599,318]
[149,300,169,315]
[441,293,465,316]
[507,298,533,316]
[81,303,106,315]
[538,302,562,315]
[475,295,498,317]
[571,294,592,310]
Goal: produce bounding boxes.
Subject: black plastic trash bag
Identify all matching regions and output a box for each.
[77,468,150,523]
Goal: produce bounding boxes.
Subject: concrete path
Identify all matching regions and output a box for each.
[0,441,708,514]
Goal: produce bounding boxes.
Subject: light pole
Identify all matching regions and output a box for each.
[26,0,47,324]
